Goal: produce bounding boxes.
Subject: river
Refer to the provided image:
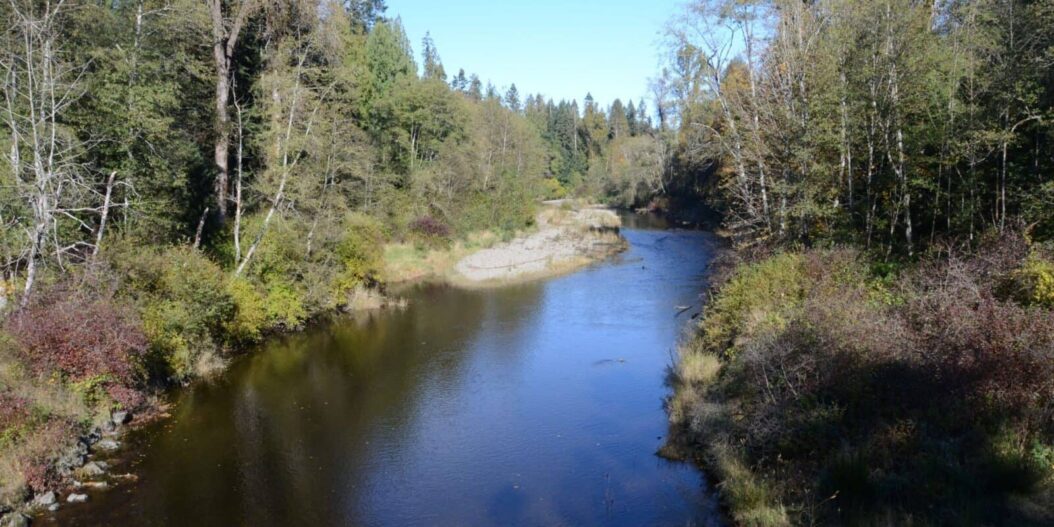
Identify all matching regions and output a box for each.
[45,214,723,526]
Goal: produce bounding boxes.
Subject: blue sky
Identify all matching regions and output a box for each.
[387,0,686,108]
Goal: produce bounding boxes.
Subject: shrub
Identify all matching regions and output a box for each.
[264,280,307,329]
[409,215,451,240]
[4,289,147,409]
[110,245,234,381]
[669,241,1054,524]
[700,252,806,358]
[1010,256,1054,308]
[224,277,269,343]
[333,213,385,302]
[541,177,568,200]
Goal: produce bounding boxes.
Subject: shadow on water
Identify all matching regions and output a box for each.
[45,219,724,527]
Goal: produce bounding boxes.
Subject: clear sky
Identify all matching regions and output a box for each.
[386,0,686,109]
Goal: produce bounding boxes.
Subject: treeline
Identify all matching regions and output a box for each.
[0,0,667,309]
[658,0,1054,253]
[663,1,1054,525]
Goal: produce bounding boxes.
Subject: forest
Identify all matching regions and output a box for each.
[662,0,1054,525]
[0,0,669,508]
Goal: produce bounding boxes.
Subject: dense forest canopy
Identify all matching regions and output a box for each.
[0,0,668,307]
[656,0,1054,254]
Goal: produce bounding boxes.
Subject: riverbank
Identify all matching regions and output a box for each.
[0,203,628,525]
[664,234,1054,526]
[383,202,625,287]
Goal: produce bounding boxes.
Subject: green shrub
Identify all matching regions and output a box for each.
[541,177,568,200]
[110,244,233,381]
[332,213,386,302]
[701,252,806,358]
[224,278,269,344]
[264,280,307,329]
[1011,256,1054,308]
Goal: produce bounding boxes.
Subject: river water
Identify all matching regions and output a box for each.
[47,215,723,526]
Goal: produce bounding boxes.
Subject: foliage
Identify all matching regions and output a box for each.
[1010,256,1054,308]
[333,213,386,302]
[662,0,1054,252]
[109,244,234,381]
[670,237,1054,524]
[4,289,147,409]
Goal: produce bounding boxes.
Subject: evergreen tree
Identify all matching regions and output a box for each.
[468,74,483,100]
[452,68,468,91]
[505,83,521,112]
[626,100,639,136]
[421,32,446,81]
[609,99,629,140]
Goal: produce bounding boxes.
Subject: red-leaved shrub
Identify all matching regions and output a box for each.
[409,215,450,239]
[5,289,148,409]
[0,390,30,431]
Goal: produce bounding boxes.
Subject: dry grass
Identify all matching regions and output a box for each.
[382,230,507,284]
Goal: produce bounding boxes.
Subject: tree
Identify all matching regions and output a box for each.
[505,84,521,112]
[2,0,100,304]
[609,98,629,140]
[421,32,446,82]
[452,68,468,91]
[207,0,258,224]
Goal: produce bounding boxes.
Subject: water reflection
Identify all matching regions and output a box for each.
[48,223,722,526]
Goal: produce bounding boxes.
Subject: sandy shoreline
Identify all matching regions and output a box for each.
[451,205,626,286]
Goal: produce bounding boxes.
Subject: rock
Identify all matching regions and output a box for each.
[83,429,101,445]
[66,494,88,504]
[77,461,105,478]
[33,491,56,507]
[0,512,31,527]
[95,439,120,452]
[47,504,58,512]
[111,411,130,426]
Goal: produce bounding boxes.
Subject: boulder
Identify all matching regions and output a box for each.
[0,512,31,527]
[95,439,120,452]
[77,462,105,478]
[32,491,56,508]
[66,494,88,504]
[111,411,130,426]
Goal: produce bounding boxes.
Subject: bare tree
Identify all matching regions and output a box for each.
[2,0,100,305]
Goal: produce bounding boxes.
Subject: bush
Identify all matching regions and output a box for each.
[409,215,451,245]
[109,244,234,381]
[669,240,1054,524]
[332,213,386,303]
[700,252,807,358]
[1010,256,1054,308]
[224,278,269,344]
[541,177,568,200]
[4,289,147,409]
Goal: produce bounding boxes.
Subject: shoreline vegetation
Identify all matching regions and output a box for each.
[658,0,1054,525]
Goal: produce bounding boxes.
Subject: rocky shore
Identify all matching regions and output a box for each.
[1,411,138,526]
